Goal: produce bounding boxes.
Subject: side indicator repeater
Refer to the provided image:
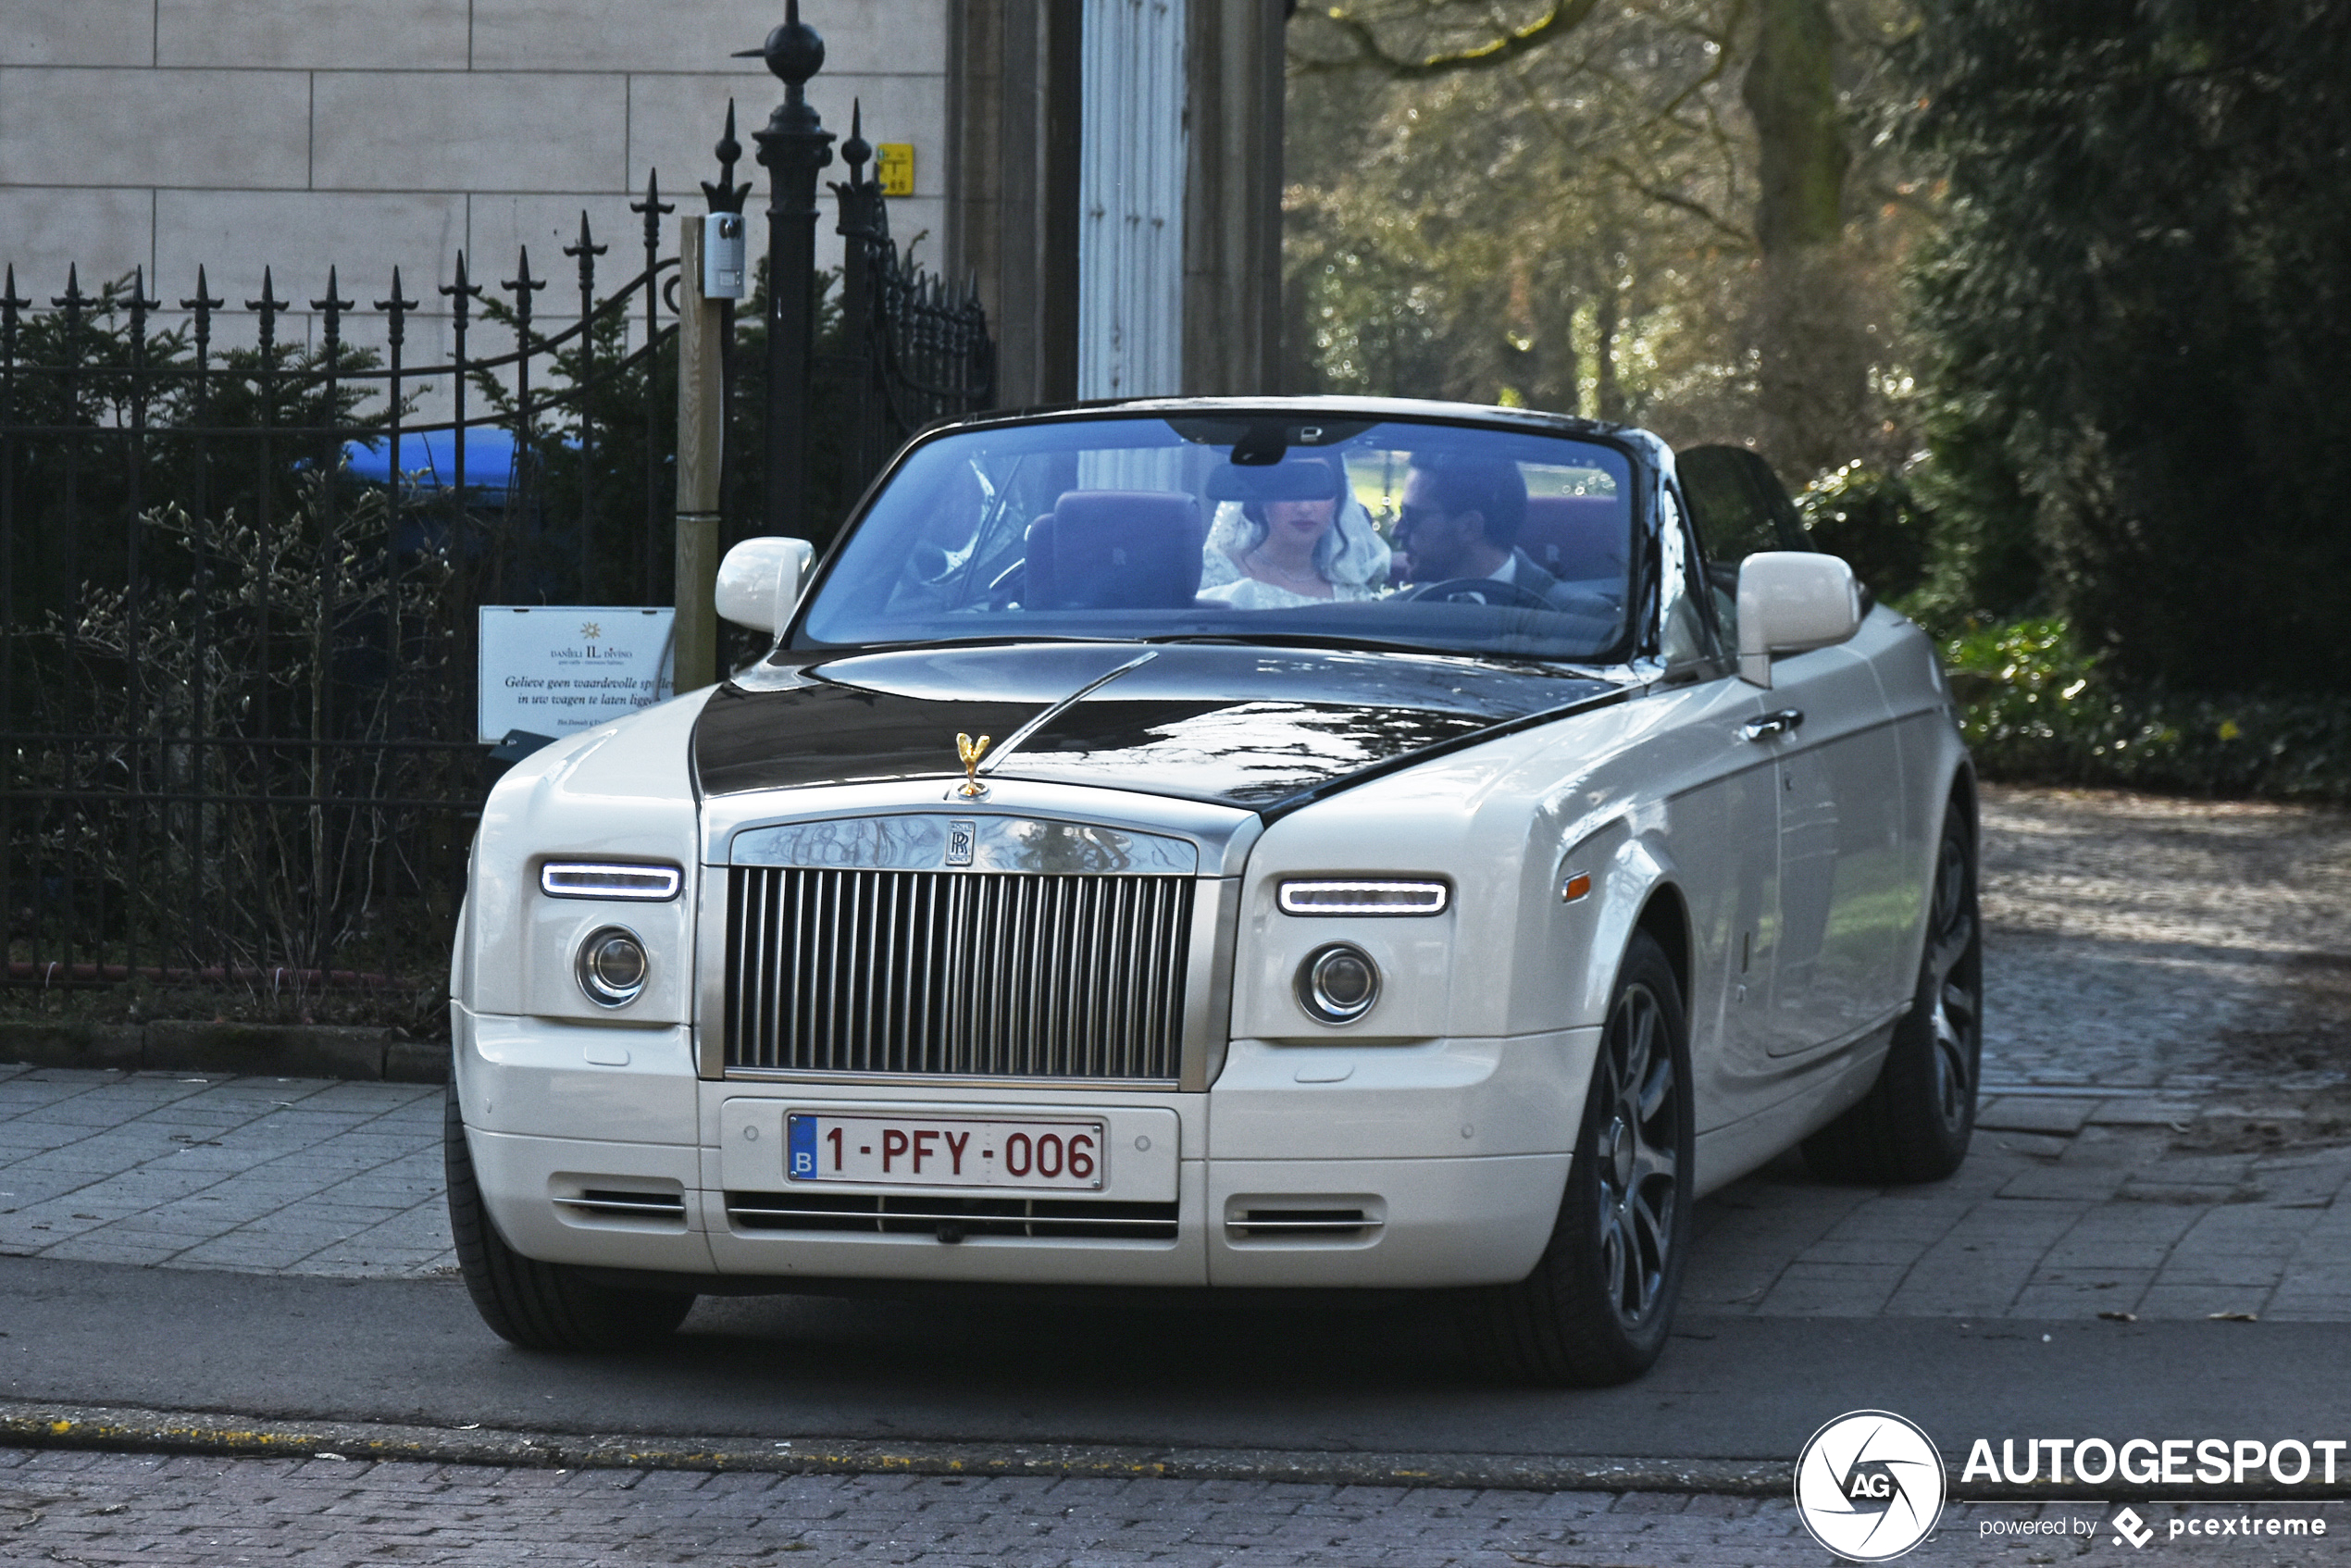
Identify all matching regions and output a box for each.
[1560,871,1592,903]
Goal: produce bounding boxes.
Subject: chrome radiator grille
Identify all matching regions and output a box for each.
[724,867,1192,1079]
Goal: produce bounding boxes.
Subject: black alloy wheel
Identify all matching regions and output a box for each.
[1803,799,1984,1184]
[1462,928,1694,1387]
[443,1082,697,1352]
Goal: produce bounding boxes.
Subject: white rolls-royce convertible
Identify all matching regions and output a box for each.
[447,397,1980,1386]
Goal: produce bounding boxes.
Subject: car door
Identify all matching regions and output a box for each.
[1750,640,1908,1055]
[1679,446,1908,1058]
[1648,480,1783,1126]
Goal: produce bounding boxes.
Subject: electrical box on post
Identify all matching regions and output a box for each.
[702,213,746,300]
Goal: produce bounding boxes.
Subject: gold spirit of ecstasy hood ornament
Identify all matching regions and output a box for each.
[955,732,992,798]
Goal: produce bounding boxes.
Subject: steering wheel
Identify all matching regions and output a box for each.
[1398,577,1554,610]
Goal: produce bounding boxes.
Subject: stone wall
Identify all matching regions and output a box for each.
[0,0,950,369]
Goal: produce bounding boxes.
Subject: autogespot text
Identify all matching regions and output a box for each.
[1961,1437,2347,1487]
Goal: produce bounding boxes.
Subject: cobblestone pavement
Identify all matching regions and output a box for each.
[2,788,2349,1327]
[2,1449,2342,1567]
[1975,787,2351,1094]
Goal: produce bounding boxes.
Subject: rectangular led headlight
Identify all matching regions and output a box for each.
[1276,879,1449,916]
[540,862,684,902]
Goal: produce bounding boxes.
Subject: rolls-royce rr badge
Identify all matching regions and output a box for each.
[954,732,992,799]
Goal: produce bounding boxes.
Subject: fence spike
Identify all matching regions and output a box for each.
[311,266,354,316]
[1,268,25,372]
[565,213,607,334]
[53,262,84,312]
[718,98,742,169]
[374,268,418,345]
[844,99,870,173]
[563,210,608,263]
[180,265,222,315]
[439,251,483,306]
[503,247,546,302]
[631,168,676,255]
[703,98,753,213]
[246,265,289,313]
[246,265,289,345]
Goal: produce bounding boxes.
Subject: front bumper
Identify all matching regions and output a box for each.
[454,1008,1596,1289]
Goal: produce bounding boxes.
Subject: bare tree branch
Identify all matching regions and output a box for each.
[1596,156,1757,244]
[1292,0,1606,79]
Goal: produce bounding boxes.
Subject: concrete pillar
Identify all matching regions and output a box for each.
[946,0,1283,406]
[945,0,1083,408]
[1076,0,1188,401]
[1181,0,1286,396]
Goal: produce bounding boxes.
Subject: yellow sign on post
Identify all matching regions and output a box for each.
[877,143,914,197]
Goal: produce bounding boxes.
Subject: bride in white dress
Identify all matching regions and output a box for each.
[1196,471,1393,609]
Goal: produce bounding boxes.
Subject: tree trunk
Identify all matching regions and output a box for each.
[1742,0,1863,480]
[1594,277,1623,421]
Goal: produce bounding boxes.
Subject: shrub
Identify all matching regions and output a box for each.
[1795,463,1935,604]
[1944,618,2351,803]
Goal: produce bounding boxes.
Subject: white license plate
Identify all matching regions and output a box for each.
[785,1113,1107,1190]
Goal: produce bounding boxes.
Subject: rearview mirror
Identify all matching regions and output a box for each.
[1736,551,1860,688]
[715,536,815,636]
[1204,460,1344,503]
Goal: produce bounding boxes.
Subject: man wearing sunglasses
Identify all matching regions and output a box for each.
[1392,453,1576,607]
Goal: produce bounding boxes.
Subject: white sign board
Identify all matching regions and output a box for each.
[478,605,676,743]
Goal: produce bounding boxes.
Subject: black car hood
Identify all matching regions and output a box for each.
[692,641,1618,813]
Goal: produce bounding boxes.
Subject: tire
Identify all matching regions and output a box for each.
[443,1082,696,1352]
[1802,800,1984,1185]
[1462,929,1694,1387]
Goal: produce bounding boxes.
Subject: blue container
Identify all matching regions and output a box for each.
[343,429,521,497]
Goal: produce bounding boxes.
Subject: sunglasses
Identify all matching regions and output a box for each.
[1394,502,1452,535]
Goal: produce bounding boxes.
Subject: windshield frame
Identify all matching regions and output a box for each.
[776,401,1667,675]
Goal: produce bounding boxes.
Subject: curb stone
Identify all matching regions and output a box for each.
[0,1399,1785,1494]
[7,1400,2345,1502]
[0,1021,446,1083]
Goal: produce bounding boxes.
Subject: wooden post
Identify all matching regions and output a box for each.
[673,218,725,691]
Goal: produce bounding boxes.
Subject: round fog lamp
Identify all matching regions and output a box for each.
[1297,943,1379,1024]
[577,927,649,1007]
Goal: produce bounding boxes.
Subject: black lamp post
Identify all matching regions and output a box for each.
[740,3,834,541]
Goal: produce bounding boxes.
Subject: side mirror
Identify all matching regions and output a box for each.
[715,536,815,636]
[1736,551,1860,688]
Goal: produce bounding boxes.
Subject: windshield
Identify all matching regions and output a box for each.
[794,416,1638,662]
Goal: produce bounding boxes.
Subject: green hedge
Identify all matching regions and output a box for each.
[1943,620,2351,803]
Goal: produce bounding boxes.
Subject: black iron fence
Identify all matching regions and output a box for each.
[0,192,682,1005]
[0,11,993,1012]
[830,118,997,499]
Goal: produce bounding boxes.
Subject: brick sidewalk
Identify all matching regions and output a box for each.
[1686,1095,2351,1323]
[4,1062,2345,1324]
[0,1068,449,1276]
